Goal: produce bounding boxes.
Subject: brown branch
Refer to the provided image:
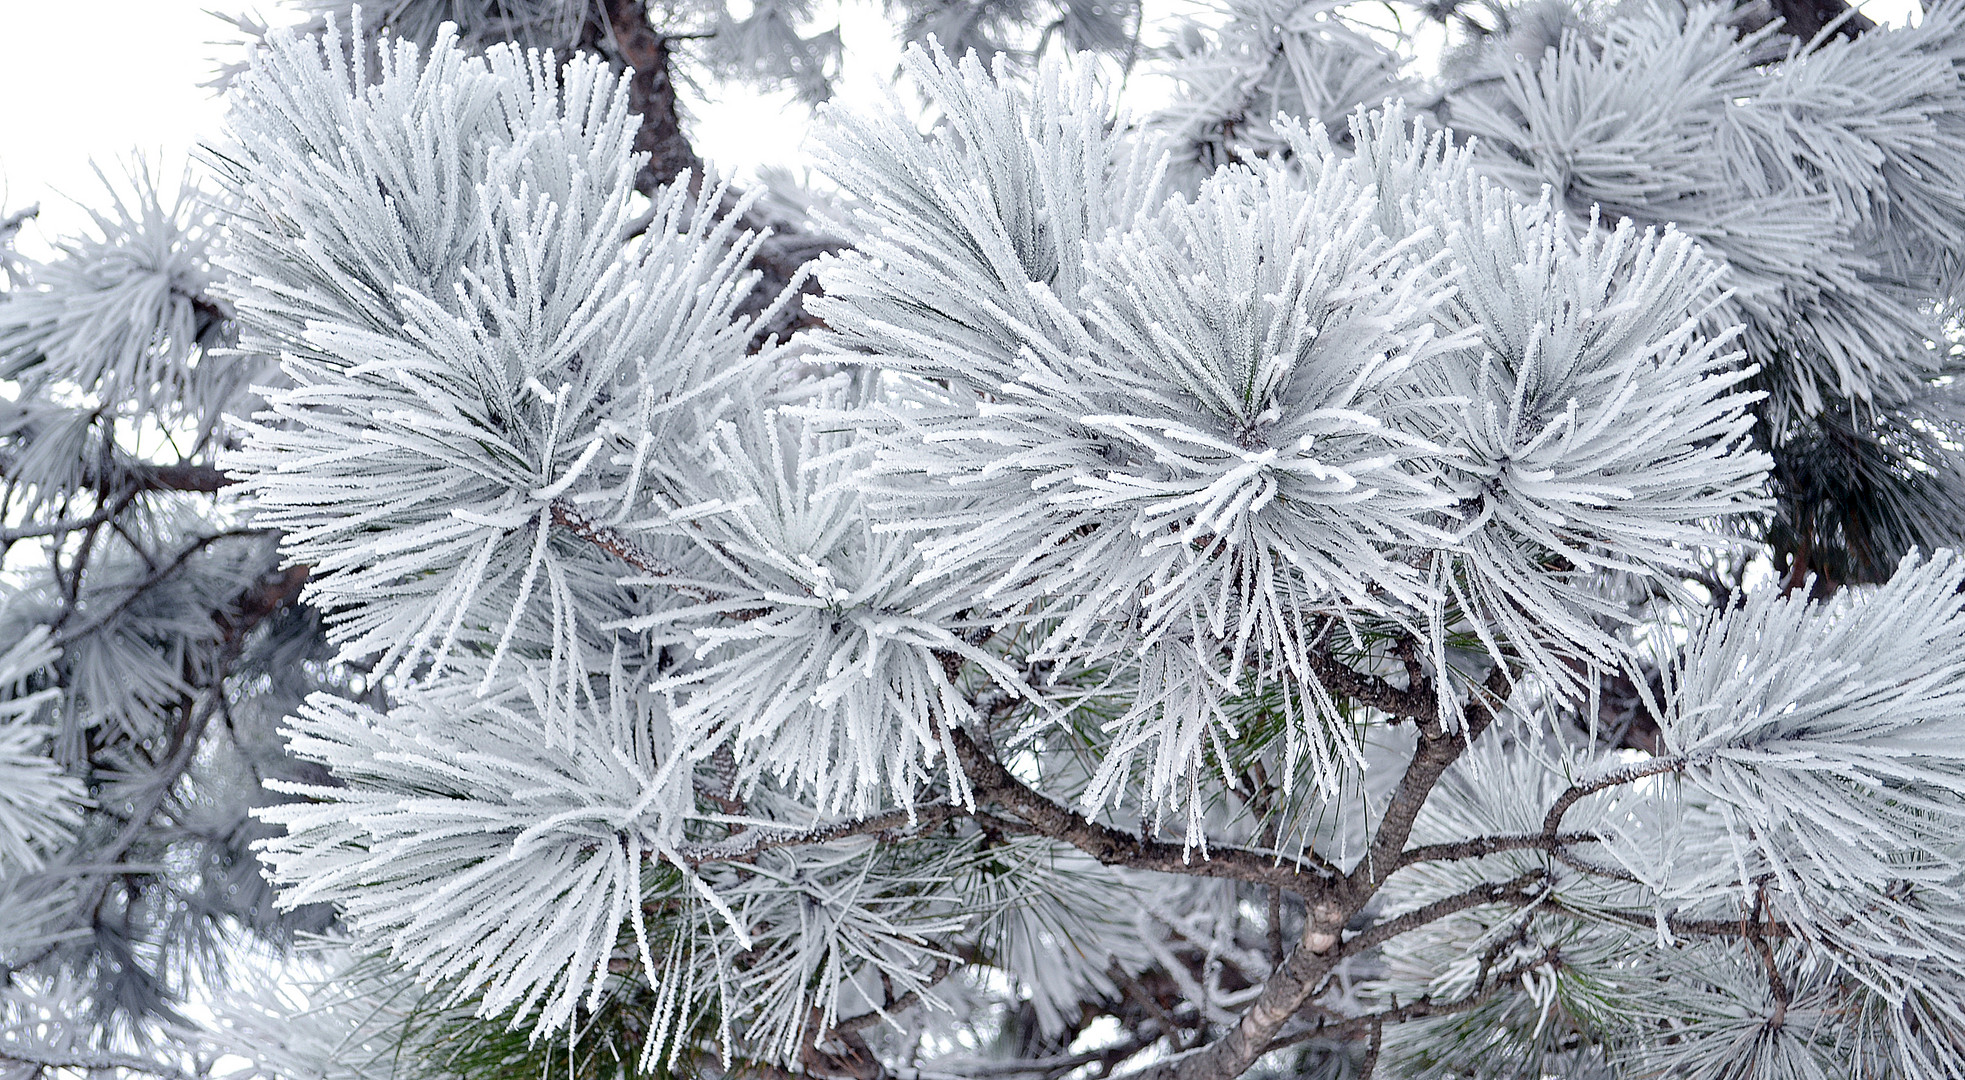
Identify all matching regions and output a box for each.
[1353,663,1514,895]
[1107,960,1192,1051]
[1304,646,1436,724]
[1541,755,1686,839]
[1546,845,1646,884]
[0,1048,200,1080]
[1338,870,1550,957]
[0,501,132,543]
[0,444,236,496]
[129,461,234,493]
[1588,904,1795,941]
[1736,0,1874,42]
[546,499,750,608]
[834,957,957,1034]
[53,527,277,648]
[676,803,966,866]
[1131,663,1516,1080]
[927,1036,1161,1078]
[1744,880,1791,1029]
[589,0,702,192]
[548,499,685,577]
[214,562,311,647]
[1398,831,1602,868]
[949,728,1340,895]
[1260,967,1521,1055]
[1358,1017,1384,1079]
[584,0,838,341]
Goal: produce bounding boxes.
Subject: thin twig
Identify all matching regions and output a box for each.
[1541,755,1687,838]
[1398,830,1603,868]
[0,1047,201,1080]
[951,728,1341,894]
[1338,870,1550,957]
[835,957,958,1034]
[1744,879,1791,1029]
[675,803,964,866]
[547,499,746,608]
[53,527,275,647]
[1359,1016,1384,1079]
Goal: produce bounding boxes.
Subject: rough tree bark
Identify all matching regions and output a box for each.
[581,0,839,339]
[1747,0,1876,39]
[584,0,705,192]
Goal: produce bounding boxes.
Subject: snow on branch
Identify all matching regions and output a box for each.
[221,21,774,685]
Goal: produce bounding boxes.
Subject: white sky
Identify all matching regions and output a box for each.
[0,0,1928,253]
[0,0,925,252]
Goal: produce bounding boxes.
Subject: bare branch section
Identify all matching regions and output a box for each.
[1304,646,1437,723]
[1132,664,1516,1080]
[950,728,1341,894]
[834,957,958,1035]
[587,0,702,192]
[1397,830,1603,868]
[1353,663,1513,895]
[0,1048,201,1080]
[0,451,235,496]
[547,499,683,578]
[586,0,839,340]
[130,461,233,493]
[1260,950,1536,1057]
[1541,754,1686,838]
[1745,0,1875,41]
[1340,870,1549,957]
[1591,905,1795,941]
[676,803,967,866]
[53,527,280,647]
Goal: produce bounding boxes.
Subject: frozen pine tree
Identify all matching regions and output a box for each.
[4,0,1965,1078]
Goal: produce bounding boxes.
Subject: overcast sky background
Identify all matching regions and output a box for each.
[0,0,1926,257]
[0,0,923,253]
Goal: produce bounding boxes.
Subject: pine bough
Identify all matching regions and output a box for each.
[9,3,1965,1078]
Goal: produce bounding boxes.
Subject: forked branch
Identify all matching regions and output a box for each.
[949,727,1341,894]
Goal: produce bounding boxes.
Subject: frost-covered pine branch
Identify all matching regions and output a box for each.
[10,0,1965,1078]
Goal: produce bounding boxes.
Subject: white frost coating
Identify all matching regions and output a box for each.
[1661,553,1965,1001]
[173,5,1965,1075]
[815,50,1765,819]
[0,629,78,876]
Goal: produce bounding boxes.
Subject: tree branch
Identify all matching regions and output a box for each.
[0,498,135,544]
[52,527,276,647]
[1588,904,1794,941]
[676,802,966,866]
[1304,646,1437,724]
[1398,830,1603,868]
[949,728,1340,894]
[127,461,234,493]
[1259,972,1515,1055]
[589,0,702,192]
[0,1047,201,1080]
[1358,1017,1383,1079]
[1338,870,1550,957]
[548,499,687,578]
[1735,0,1874,42]
[1353,663,1514,895]
[835,957,958,1034]
[902,1035,1160,1079]
[1743,879,1791,1029]
[1541,755,1685,839]
[1133,663,1515,1080]
[0,450,235,499]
